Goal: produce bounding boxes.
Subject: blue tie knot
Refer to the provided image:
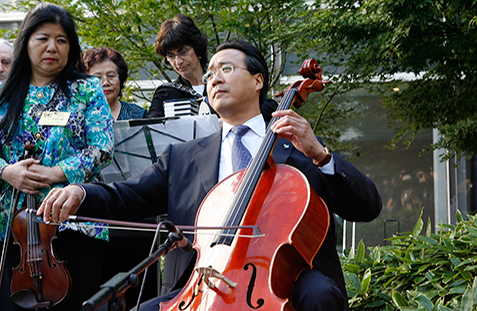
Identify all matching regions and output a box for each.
[231,125,250,138]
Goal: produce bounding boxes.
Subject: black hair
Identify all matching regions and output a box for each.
[78,47,128,98]
[0,3,86,144]
[155,14,208,72]
[216,40,269,107]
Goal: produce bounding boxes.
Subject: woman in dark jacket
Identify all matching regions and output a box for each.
[148,14,277,121]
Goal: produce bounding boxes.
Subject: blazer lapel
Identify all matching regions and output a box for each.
[273,137,294,164]
[194,130,221,193]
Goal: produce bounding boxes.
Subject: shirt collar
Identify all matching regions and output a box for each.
[222,114,266,141]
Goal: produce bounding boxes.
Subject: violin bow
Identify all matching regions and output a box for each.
[26,209,264,239]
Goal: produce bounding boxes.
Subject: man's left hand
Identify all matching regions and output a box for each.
[271,110,328,164]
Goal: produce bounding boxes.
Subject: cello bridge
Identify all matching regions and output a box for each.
[195,266,237,289]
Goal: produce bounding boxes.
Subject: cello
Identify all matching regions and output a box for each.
[160,59,331,311]
[9,141,72,309]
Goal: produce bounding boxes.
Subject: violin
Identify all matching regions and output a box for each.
[9,141,72,309]
[159,59,332,310]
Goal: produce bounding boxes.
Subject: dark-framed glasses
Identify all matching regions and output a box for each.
[166,47,192,62]
[202,65,248,84]
[93,72,119,85]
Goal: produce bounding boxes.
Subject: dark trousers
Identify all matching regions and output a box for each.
[130,269,347,311]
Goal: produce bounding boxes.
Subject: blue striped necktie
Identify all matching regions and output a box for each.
[231,125,252,172]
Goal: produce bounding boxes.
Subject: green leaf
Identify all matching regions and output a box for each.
[415,236,438,245]
[466,226,477,237]
[361,268,372,294]
[425,271,435,280]
[426,220,432,237]
[456,210,463,223]
[461,287,473,311]
[450,255,474,281]
[349,273,362,292]
[344,263,360,274]
[412,217,424,236]
[449,285,468,295]
[355,240,365,264]
[417,264,431,273]
[417,294,434,311]
[473,277,477,304]
[392,291,409,307]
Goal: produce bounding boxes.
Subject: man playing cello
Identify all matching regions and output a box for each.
[38,40,382,311]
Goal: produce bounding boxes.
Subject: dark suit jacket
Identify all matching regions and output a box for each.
[81,130,381,299]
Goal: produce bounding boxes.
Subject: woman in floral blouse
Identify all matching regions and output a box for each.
[0,3,113,310]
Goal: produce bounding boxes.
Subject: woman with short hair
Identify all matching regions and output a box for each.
[148,14,209,118]
[79,47,147,121]
[148,14,278,121]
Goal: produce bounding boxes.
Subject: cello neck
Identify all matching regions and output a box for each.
[214,88,298,246]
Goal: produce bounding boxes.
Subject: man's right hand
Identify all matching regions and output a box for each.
[37,185,85,224]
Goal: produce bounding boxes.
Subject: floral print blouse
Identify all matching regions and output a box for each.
[0,77,114,240]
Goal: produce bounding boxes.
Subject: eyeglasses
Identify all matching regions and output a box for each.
[202,65,249,84]
[93,73,119,85]
[165,47,192,62]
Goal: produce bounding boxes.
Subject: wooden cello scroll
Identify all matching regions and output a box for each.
[275,58,331,108]
[10,142,72,309]
[159,59,331,311]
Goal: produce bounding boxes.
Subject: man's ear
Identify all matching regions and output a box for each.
[254,73,264,91]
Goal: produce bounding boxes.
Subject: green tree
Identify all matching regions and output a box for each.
[4,0,309,97]
[295,0,477,160]
[1,0,356,149]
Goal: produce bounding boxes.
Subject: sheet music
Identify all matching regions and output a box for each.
[102,115,220,183]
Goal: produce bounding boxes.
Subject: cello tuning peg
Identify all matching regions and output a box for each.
[274,90,285,98]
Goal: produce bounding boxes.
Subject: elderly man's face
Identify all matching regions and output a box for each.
[0,43,13,81]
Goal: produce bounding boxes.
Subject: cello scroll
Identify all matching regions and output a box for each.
[275,58,332,108]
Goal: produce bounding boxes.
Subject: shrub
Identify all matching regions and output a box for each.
[341,211,477,310]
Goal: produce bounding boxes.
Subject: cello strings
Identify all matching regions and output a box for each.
[201,89,297,284]
[223,88,295,243]
[27,196,37,283]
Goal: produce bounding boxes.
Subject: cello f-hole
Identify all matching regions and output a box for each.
[178,274,203,310]
[244,263,264,309]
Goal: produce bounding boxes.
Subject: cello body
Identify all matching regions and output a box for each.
[160,163,329,310]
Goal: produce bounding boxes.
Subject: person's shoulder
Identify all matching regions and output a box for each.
[119,101,147,120]
[69,74,103,92]
[67,75,104,105]
[172,129,220,152]
[70,74,102,91]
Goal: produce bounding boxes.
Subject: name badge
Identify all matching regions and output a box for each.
[38,111,71,126]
